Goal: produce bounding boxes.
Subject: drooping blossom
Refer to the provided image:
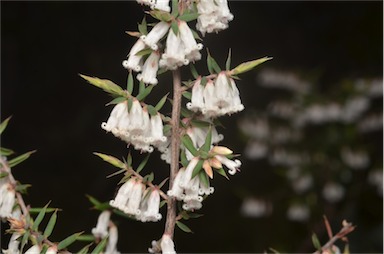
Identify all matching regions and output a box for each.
[141,21,170,51]
[137,189,162,222]
[137,51,160,85]
[122,39,146,72]
[160,234,176,254]
[91,210,111,239]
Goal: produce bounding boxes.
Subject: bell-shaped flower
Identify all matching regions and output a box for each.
[92,210,111,239]
[137,51,160,85]
[110,178,135,212]
[3,232,21,254]
[150,113,167,145]
[0,183,15,218]
[46,247,57,254]
[167,167,186,200]
[122,39,146,72]
[125,180,145,216]
[160,234,176,254]
[186,78,204,112]
[196,0,233,36]
[152,0,170,12]
[105,224,120,254]
[25,245,41,254]
[141,21,170,51]
[214,155,241,175]
[160,28,188,70]
[138,189,162,222]
[178,20,203,62]
[101,101,128,133]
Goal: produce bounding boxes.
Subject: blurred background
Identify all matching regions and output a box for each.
[1,1,383,253]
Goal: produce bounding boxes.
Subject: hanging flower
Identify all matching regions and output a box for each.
[110,178,135,213]
[0,182,15,218]
[91,210,111,239]
[2,232,21,254]
[137,51,160,85]
[149,113,167,146]
[105,223,120,254]
[137,0,155,7]
[25,245,41,254]
[186,78,204,112]
[160,234,176,254]
[122,38,147,72]
[101,101,128,133]
[196,0,234,36]
[137,189,162,222]
[160,28,189,70]
[178,20,203,62]
[151,0,170,12]
[141,21,170,51]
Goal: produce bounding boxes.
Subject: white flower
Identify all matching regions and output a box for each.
[92,210,111,239]
[178,21,203,62]
[25,245,41,254]
[160,28,188,70]
[46,247,57,254]
[322,182,345,203]
[110,178,135,212]
[148,240,160,253]
[122,39,146,72]
[186,78,204,112]
[101,101,128,133]
[138,189,162,222]
[341,147,369,170]
[150,113,167,145]
[341,96,370,123]
[105,224,120,254]
[3,233,21,254]
[0,183,15,218]
[152,0,170,12]
[141,21,170,51]
[240,197,271,218]
[125,180,145,216]
[244,141,268,160]
[196,0,234,36]
[137,0,155,7]
[214,155,241,175]
[287,203,310,222]
[160,234,176,254]
[167,168,186,200]
[137,51,160,85]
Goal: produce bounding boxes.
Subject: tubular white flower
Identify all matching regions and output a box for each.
[25,245,41,254]
[141,21,170,51]
[215,155,241,175]
[122,39,146,72]
[0,183,15,218]
[46,247,57,254]
[105,224,120,254]
[167,168,186,200]
[160,28,188,70]
[101,101,128,133]
[196,0,233,36]
[178,20,203,62]
[110,178,135,212]
[161,234,176,254]
[139,189,162,222]
[125,180,144,215]
[186,78,204,112]
[92,210,111,239]
[150,113,167,145]
[3,233,21,254]
[179,157,199,188]
[152,0,170,12]
[137,51,160,85]
[202,80,218,116]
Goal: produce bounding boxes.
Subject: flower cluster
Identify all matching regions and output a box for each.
[110,178,162,222]
[91,211,120,254]
[0,177,15,219]
[102,100,167,153]
[187,72,244,118]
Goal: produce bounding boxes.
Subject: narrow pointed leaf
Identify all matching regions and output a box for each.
[86,195,101,206]
[32,202,50,231]
[181,135,198,156]
[29,207,57,214]
[106,97,126,106]
[57,232,84,250]
[8,150,36,168]
[80,75,124,96]
[200,127,212,153]
[207,50,221,74]
[178,12,199,22]
[0,172,9,179]
[155,93,169,111]
[176,221,193,233]
[182,91,192,100]
[138,17,148,35]
[190,64,199,79]
[199,169,210,188]
[135,48,153,57]
[180,150,189,168]
[136,85,154,101]
[43,209,58,238]
[159,200,167,208]
[76,234,96,242]
[231,57,272,75]
[149,10,173,22]
[136,154,150,174]
[171,20,179,35]
[91,237,108,254]
[147,105,157,116]
[93,153,125,169]
[139,80,145,94]
[40,244,49,254]
[15,184,31,194]
[215,167,229,180]
[187,213,203,219]
[21,230,30,251]
[77,244,92,254]
[0,116,12,135]
[158,177,169,189]
[190,120,211,128]
[225,48,232,71]
[127,153,132,167]
[127,71,134,94]
[311,232,322,252]
[171,0,179,16]
[106,168,127,178]
[125,31,141,37]
[191,159,204,179]
[0,147,14,156]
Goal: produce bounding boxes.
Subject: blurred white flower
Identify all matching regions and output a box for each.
[292,174,313,194]
[367,169,383,196]
[105,224,120,254]
[341,147,369,170]
[240,197,272,218]
[341,96,370,123]
[0,182,15,218]
[287,203,310,222]
[238,117,269,140]
[322,182,345,203]
[244,140,268,160]
[92,210,111,239]
[257,69,310,94]
[358,114,383,133]
[161,234,176,254]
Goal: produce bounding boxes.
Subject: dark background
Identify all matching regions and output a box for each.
[1,1,382,253]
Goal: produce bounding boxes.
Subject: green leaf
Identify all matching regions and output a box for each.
[190,64,199,79]
[311,232,322,252]
[198,170,209,188]
[94,202,112,211]
[0,147,14,156]
[180,150,189,168]
[127,71,134,94]
[15,184,31,194]
[178,12,199,22]
[77,244,92,254]
[8,150,36,168]
[147,105,158,116]
[0,172,9,179]
[191,159,203,179]
[106,168,126,178]
[182,91,192,100]
[0,116,12,135]
[93,153,125,169]
[136,85,154,101]
[157,177,169,189]
[80,75,124,97]
[135,48,152,57]
[138,17,148,35]
[32,202,50,231]
[181,135,198,156]
[159,200,167,208]
[86,195,101,207]
[106,97,126,106]
[199,127,212,153]
[21,230,30,251]
[139,80,145,94]
[127,153,133,167]
[127,97,133,112]
[225,48,232,71]
[171,0,179,16]
[143,172,154,183]
[137,154,150,174]
[43,209,58,238]
[57,232,84,250]
[176,221,193,233]
[76,234,96,242]
[40,244,49,254]
[29,207,57,214]
[206,49,221,74]
[215,167,229,180]
[231,57,273,75]
[187,213,203,219]
[91,237,108,254]
[200,76,207,87]
[149,10,173,22]
[190,120,211,128]
[155,93,169,111]
[171,20,179,35]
